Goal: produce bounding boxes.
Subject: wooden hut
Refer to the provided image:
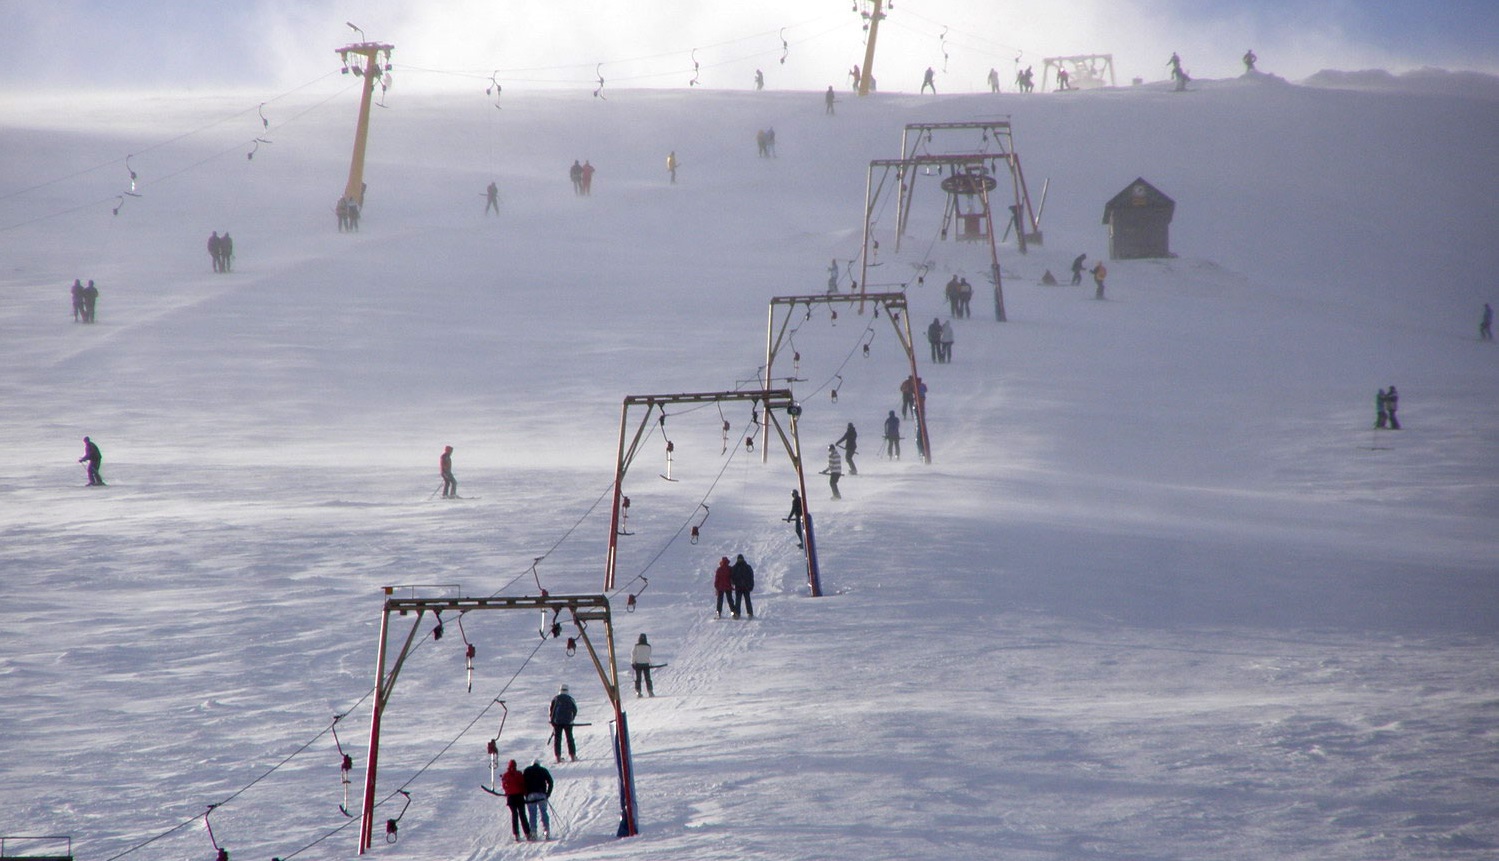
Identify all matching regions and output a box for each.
[1102,178,1175,259]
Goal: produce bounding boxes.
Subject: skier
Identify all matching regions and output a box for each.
[730,554,755,618]
[220,233,234,272]
[522,760,553,840]
[580,160,595,195]
[499,760,533,842]
[549,684,579,762]
[630,633,655,697]
[1375,388,1388,429]
[835,422,858,475]
[569,160,583,195]
[850,64,861,90]
[1242,49,1258,72]
[485,181,499,215]
[827,258,840,293]
[1480,303,1493,340]
[1385,385,1400,429]
[945,275,961,315]
[883,409,901,459]
[825,85,836,115]
[900,376,915,418]
[765,128,776,157]
[79,436,104,486]
[921,67,936,94]
[81,280,99,323]
[784,489,804,548]
[666,151,677,184]
[70,279,85,322]
[987,67,1000,93]
[756,129,768,158]
[1071,253,1087,285]
[524,762,554,846]
[1091,261,1108,299]
[208,231,223,272]
[336,197,349,232]
[754,69,764,90]
[939,319,955,363]
[714,556,737,617]
[1057,68,1071,91]
[346,200,360,231]
[957,277,973,318]
[439,445,457,498]
[821,443,843,499]
[927,317,942,362]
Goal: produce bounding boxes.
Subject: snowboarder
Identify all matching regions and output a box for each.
[439,445,457,498]
[499,760,532,842]
[883,409,901,459]
[822,443,843,499]
[70,279,85,322]
[835,422,859,475]
[79,436,104,485]
[208,231,223,272]
[580,160,595,195]
[939,319,955,363]
[220,233,233,272]
[569,160,583,195]
[1385,385,1400,429]
[1071,253,1087,285]
[522,760,553,839]
[630,633,655,697]
[1375,388,1389,429]
[927,317,942,362]
[754,69,764,90]
[784,489,804,548]
[987,67,1000,93]
[1480,303,1493,340]
[714,556,737,617]
[1091,261,1108,299]
[1242,49,1258,72]
[81,280,99,323]
[485,181,499,214]
[549,684,578,762]
[730,554,755,618]
[825,85,836,115]
[921,67,936,94]
[666,151,677,184]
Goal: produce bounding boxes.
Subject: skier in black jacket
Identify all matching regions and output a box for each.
[835,422,858,474]
[549,685,578,762]
[730,554,755,618]
[79,436,104,485]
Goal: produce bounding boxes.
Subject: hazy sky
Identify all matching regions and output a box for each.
[4,0,1496,94]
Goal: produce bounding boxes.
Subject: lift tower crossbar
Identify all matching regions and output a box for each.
[763,293,931,464]
[358,592,641,853]
[605,389,820,596]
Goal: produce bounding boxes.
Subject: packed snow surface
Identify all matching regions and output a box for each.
[2,71,1497,861]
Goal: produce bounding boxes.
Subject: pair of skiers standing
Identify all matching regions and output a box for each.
[498,759,553,842]
[713,554,755,618]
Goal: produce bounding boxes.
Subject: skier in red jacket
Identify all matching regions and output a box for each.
[714,556,737,618]
[500,760,533,841]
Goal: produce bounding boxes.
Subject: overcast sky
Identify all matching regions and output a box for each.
[4,0,1496,95]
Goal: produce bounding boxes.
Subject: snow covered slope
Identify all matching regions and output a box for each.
[2,72,1497,861]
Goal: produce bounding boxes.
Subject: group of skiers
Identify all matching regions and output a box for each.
[335,197,361,231]
[497,757,554,843]
[712,554,756,618]
[926,317,956,363]
[1066,253,1108,298]
[207,231,234,272]
[755,128,777,158]
[568,160,596,195]
[944,275,974,317]
[69,279,100,323]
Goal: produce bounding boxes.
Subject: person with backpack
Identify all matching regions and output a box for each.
[630,633,655,697]
[714,556,737,617]
[522,760,554,840]
[550,685,579,762]
[730,554,755,618]
[1091,261,1108,299]
[499,759,533,842]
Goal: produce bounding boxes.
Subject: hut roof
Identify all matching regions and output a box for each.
[1103,178,1175,223]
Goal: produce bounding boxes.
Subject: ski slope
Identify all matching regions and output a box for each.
[2,68,1498,861]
